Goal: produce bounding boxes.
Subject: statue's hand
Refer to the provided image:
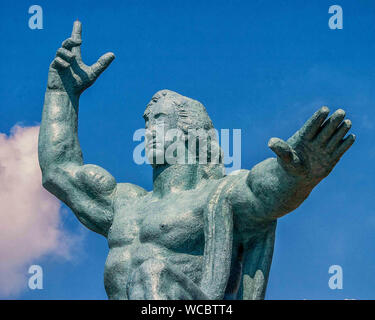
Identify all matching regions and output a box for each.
[268,107,355,184]
[47,20,115,95]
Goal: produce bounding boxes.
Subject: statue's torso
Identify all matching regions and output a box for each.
[104,179,220,299]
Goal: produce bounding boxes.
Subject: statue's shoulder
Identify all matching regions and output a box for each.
[226,169,250,178]
[219,169,251,202]
[223,169,250,185]
[204,169,250,200]
[115,182,148,201]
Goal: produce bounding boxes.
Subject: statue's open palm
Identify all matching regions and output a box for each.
[47,21,114,95]
[268,107,355,184]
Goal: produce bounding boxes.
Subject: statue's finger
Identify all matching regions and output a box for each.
[51,57,70,70]
[71,20,82,41]
[326,119,352,153]
[332,133,356,161]
[299,106,330,140]
[315,109,346,145]
[61,38,82,51]
[91,52,115,77]
[268,137,294,164]
[71,20,82,58]
[56,48,74,62]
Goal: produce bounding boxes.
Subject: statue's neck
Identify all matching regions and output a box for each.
[152,164,201,199]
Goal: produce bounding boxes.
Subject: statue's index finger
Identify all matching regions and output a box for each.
[71,20,82,41]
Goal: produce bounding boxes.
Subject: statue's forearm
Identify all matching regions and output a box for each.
[38,89,83,173]
[248,157,314,219]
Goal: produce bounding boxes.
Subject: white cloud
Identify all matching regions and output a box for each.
[0,125,77,297]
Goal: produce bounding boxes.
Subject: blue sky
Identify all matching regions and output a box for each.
[0,0,374,299]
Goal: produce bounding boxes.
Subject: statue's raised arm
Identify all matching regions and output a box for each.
[38,21,117,236]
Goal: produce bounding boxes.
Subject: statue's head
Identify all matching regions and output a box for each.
[143,90,223,176]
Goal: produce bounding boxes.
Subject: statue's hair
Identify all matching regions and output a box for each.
[144,89,213,130]
[144,90,224,177]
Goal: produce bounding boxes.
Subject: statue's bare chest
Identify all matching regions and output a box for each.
[108,186,214,254]
[139,196,205,252]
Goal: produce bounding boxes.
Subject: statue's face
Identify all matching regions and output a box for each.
[144,95,181,166]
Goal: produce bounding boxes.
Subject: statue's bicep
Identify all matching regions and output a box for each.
[76,164,117,196]
[42,163,116,235]
[229,171,267,225]
[63,164,116,235]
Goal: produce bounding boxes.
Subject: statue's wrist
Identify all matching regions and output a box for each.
[45,88,80,110]
[46,73,80,101]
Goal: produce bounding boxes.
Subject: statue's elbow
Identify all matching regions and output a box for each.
[41,166,65,195]
[41,170,55,191]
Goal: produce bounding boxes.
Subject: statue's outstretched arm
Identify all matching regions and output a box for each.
[38,21,116,236]
[231,107,355,225]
